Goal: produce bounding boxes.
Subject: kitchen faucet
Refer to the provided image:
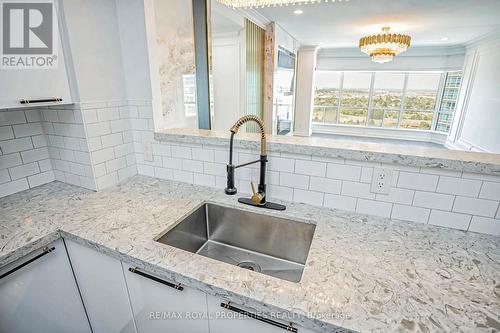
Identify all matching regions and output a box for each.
[225,115,286,211]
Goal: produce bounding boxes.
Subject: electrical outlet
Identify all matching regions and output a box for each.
[371,168,392,194]
[143,142,153,162]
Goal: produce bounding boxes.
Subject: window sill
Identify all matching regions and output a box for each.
[311,123,448,145]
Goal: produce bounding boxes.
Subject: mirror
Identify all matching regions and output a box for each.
[154,0,500,154]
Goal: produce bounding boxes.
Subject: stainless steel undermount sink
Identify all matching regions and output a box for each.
[156,203,316,283]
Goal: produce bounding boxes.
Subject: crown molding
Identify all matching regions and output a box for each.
[318,45,466,58]
[464,29,500,50]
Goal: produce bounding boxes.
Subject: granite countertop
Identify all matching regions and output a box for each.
[155,128,500,176]
[1,176,499,333]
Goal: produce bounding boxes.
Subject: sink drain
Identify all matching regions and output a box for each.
[237,261,262,272]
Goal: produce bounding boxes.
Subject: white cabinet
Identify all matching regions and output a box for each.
[65,240,137,333]
[123,264,210,333]
[0,0,73,109]
[207,295,317,333]
[0,239,91,333]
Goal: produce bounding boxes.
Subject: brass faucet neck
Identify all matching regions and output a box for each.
[229,115,267,156]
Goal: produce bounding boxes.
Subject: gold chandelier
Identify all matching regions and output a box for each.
[216,0,347,9]
[359,27,411,64]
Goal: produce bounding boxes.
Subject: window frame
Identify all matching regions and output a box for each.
[312,70,460,133]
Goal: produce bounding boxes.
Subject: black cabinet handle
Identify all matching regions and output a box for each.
[128,267,183,291]
[220,302,298,332]
[20,97,62,104]
[0,246,55,280]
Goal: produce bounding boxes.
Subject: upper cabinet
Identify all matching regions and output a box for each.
[0,0,74,109]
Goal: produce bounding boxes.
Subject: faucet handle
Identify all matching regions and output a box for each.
[250,182,264,205]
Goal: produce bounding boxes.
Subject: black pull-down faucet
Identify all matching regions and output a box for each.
[225,115,286,211]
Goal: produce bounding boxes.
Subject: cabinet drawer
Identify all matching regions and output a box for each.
[124,265,210,333]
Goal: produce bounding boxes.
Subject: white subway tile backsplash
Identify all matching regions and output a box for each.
[341,181,375,200]
[97,108,120,122]
[356,199,392,218]
[0,111,26,125]
[397,172,438,191]
[294,160,326,177]
[436,176,481,197]
[0,178,29,197]
[0,126,14,140]
[413,191,455,210]
[92,147,115,164]
[468,216,500,236]
[309,176,341,194]
[163,157,182,170]
[267,184,293,201]
[0,153,22,169]
[171,145,192,159]
[203,162,226,176]
[360,167,374,183]
[479,182,500,201]
[0,137,33,154]
[428,210,471,230]
[173,170,193,184]
[194,173,216,187]
[38,159,52,172]
[154,167,174,180]
[182,159,204,173]
[192,148,214,162]
[293,189,324,206]
[324,194,357,211]
[452,197,499,218]
[20,147,50,163]
[9,162,39,180]
[12,122,43,138]
[106,157,127,173]
[462,172,500,183]
[268,156,294,173]
[326,163,361,181]
[0,169,10,184]
[375,188,414,205]
[28,171,55,188]
[391,205,430,224]
[419,167,462,178]
[101,133,123,148]
[280,172,309,190]
[86,122,111,138]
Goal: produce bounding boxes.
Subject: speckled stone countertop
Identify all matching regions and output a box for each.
[155,128,500,176]
[1,176,499,333]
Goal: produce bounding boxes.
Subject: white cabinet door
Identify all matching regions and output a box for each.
[0,239,91,333]
[207,295,318,333]
[123,264,210,333]
[65,239,137,333]
[0,0,73,109]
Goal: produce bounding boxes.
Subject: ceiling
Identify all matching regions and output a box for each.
[255,0,500,48]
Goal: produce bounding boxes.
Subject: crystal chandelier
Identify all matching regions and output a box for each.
[359,27,411,64]
[216,0,346,9]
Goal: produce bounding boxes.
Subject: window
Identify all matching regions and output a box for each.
[435,71,462,133]
[370,72,405,127]
[401,73,440,130]
[313,70,462,133]
[313,71,341,124]
[340,72,371,125]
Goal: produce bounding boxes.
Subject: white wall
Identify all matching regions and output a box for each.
[317,46,465,71]
[456,37,500,153]
[211,32,244,131]
[293,46,317,137]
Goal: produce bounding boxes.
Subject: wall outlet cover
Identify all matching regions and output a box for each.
[371,168,392,194]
